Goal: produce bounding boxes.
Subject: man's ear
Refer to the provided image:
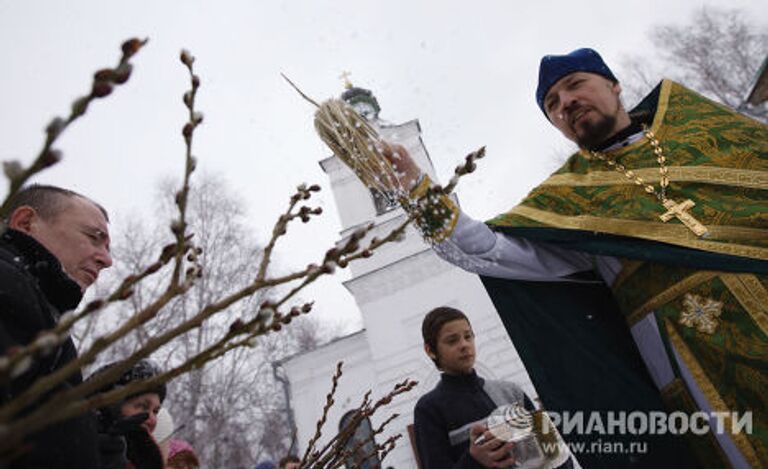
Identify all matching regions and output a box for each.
[8,206,38,234]
[424,344,437,361]
[611,81,622,96]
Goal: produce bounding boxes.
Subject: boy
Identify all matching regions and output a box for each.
[413,307,569,469]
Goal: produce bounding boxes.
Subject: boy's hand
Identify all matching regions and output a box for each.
[469,424,516,468]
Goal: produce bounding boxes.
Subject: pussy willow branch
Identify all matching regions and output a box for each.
[256,183,322,282]
[3,360,414,465]
[0,38,148,218]
[441,146,486,195]
[72,197,412,420]
[0,344,250,455]
[301,361,344,466]
[300,369,417,469]
[0,184,379,446]
[308,393,370,469]
[0,278,190,423]
[1,52,482,458]
[310,379,415,468]
[0,175,437,446]
[0,43,208,378]
[267,221,375,310]
[0,297,276,452]
[371,434,401,467]
[325,414,400,469]
[76,182,352,381]
[171,49,202,287]
[200,300,317,366]
[0,237,187,385]
[0,51,204,423]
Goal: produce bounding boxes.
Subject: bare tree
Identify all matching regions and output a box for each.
[620,7,768,121]
[80,172,329,467]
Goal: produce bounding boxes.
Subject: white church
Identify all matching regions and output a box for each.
[281,84,536,468]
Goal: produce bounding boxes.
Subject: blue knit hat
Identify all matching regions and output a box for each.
[536,48,617,117]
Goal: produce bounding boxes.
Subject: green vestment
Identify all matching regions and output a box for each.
[487,80,768,466]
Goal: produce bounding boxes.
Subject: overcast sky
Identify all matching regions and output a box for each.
[1,0,766,334]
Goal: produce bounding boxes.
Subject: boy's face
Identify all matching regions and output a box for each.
[428,319,476,375]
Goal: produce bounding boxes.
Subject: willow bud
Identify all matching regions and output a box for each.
[180,49,195,66]
[91,81,113,98]
[122,38,146,58]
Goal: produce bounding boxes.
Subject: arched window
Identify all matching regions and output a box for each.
[339,410,382,469]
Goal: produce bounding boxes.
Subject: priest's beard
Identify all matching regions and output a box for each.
[576,111,618,150]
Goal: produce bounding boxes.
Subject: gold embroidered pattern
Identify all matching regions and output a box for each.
[586,124,710,237]
[406,175,459,243]
[721,274,768,339]
[659,379,730,465]
[507,205,768,260]
[664,320,761,466]
[626,271,717,326]
[540,166,768,191]
[679,293,724,334]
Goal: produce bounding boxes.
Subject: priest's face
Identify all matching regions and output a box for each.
[430,319,476,375]
[543,72,627,149]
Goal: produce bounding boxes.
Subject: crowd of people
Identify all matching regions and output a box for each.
[1,44,765,468]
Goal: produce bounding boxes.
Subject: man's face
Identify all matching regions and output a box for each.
[543,72,624,148]
[25,196,112,290]
[428,319,476,375]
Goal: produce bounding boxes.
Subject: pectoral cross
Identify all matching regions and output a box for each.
[659,198,709,237]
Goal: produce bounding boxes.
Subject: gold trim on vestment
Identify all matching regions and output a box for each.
[663,320,761,467]
[506,205,768,260]
[627,272,717,326]
[438,199,460,242]
[540,166,768,191]
[659,378,731,466]
[611,259,644,292]
[650,80,672,138]
[721,274,768,339]
[410,175,432,198]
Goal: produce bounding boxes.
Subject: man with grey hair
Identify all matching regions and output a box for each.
[1,184,112,467]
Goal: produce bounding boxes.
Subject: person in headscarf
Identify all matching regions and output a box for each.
[166,438,200,469]
[88,359,167,469]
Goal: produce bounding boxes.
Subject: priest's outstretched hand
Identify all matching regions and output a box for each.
[379,141,423,191]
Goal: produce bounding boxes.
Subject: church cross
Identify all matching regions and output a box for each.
[339,71,353,89]
[659,198,709,237]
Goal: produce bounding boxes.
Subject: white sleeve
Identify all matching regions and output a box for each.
[433,211,597,281]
